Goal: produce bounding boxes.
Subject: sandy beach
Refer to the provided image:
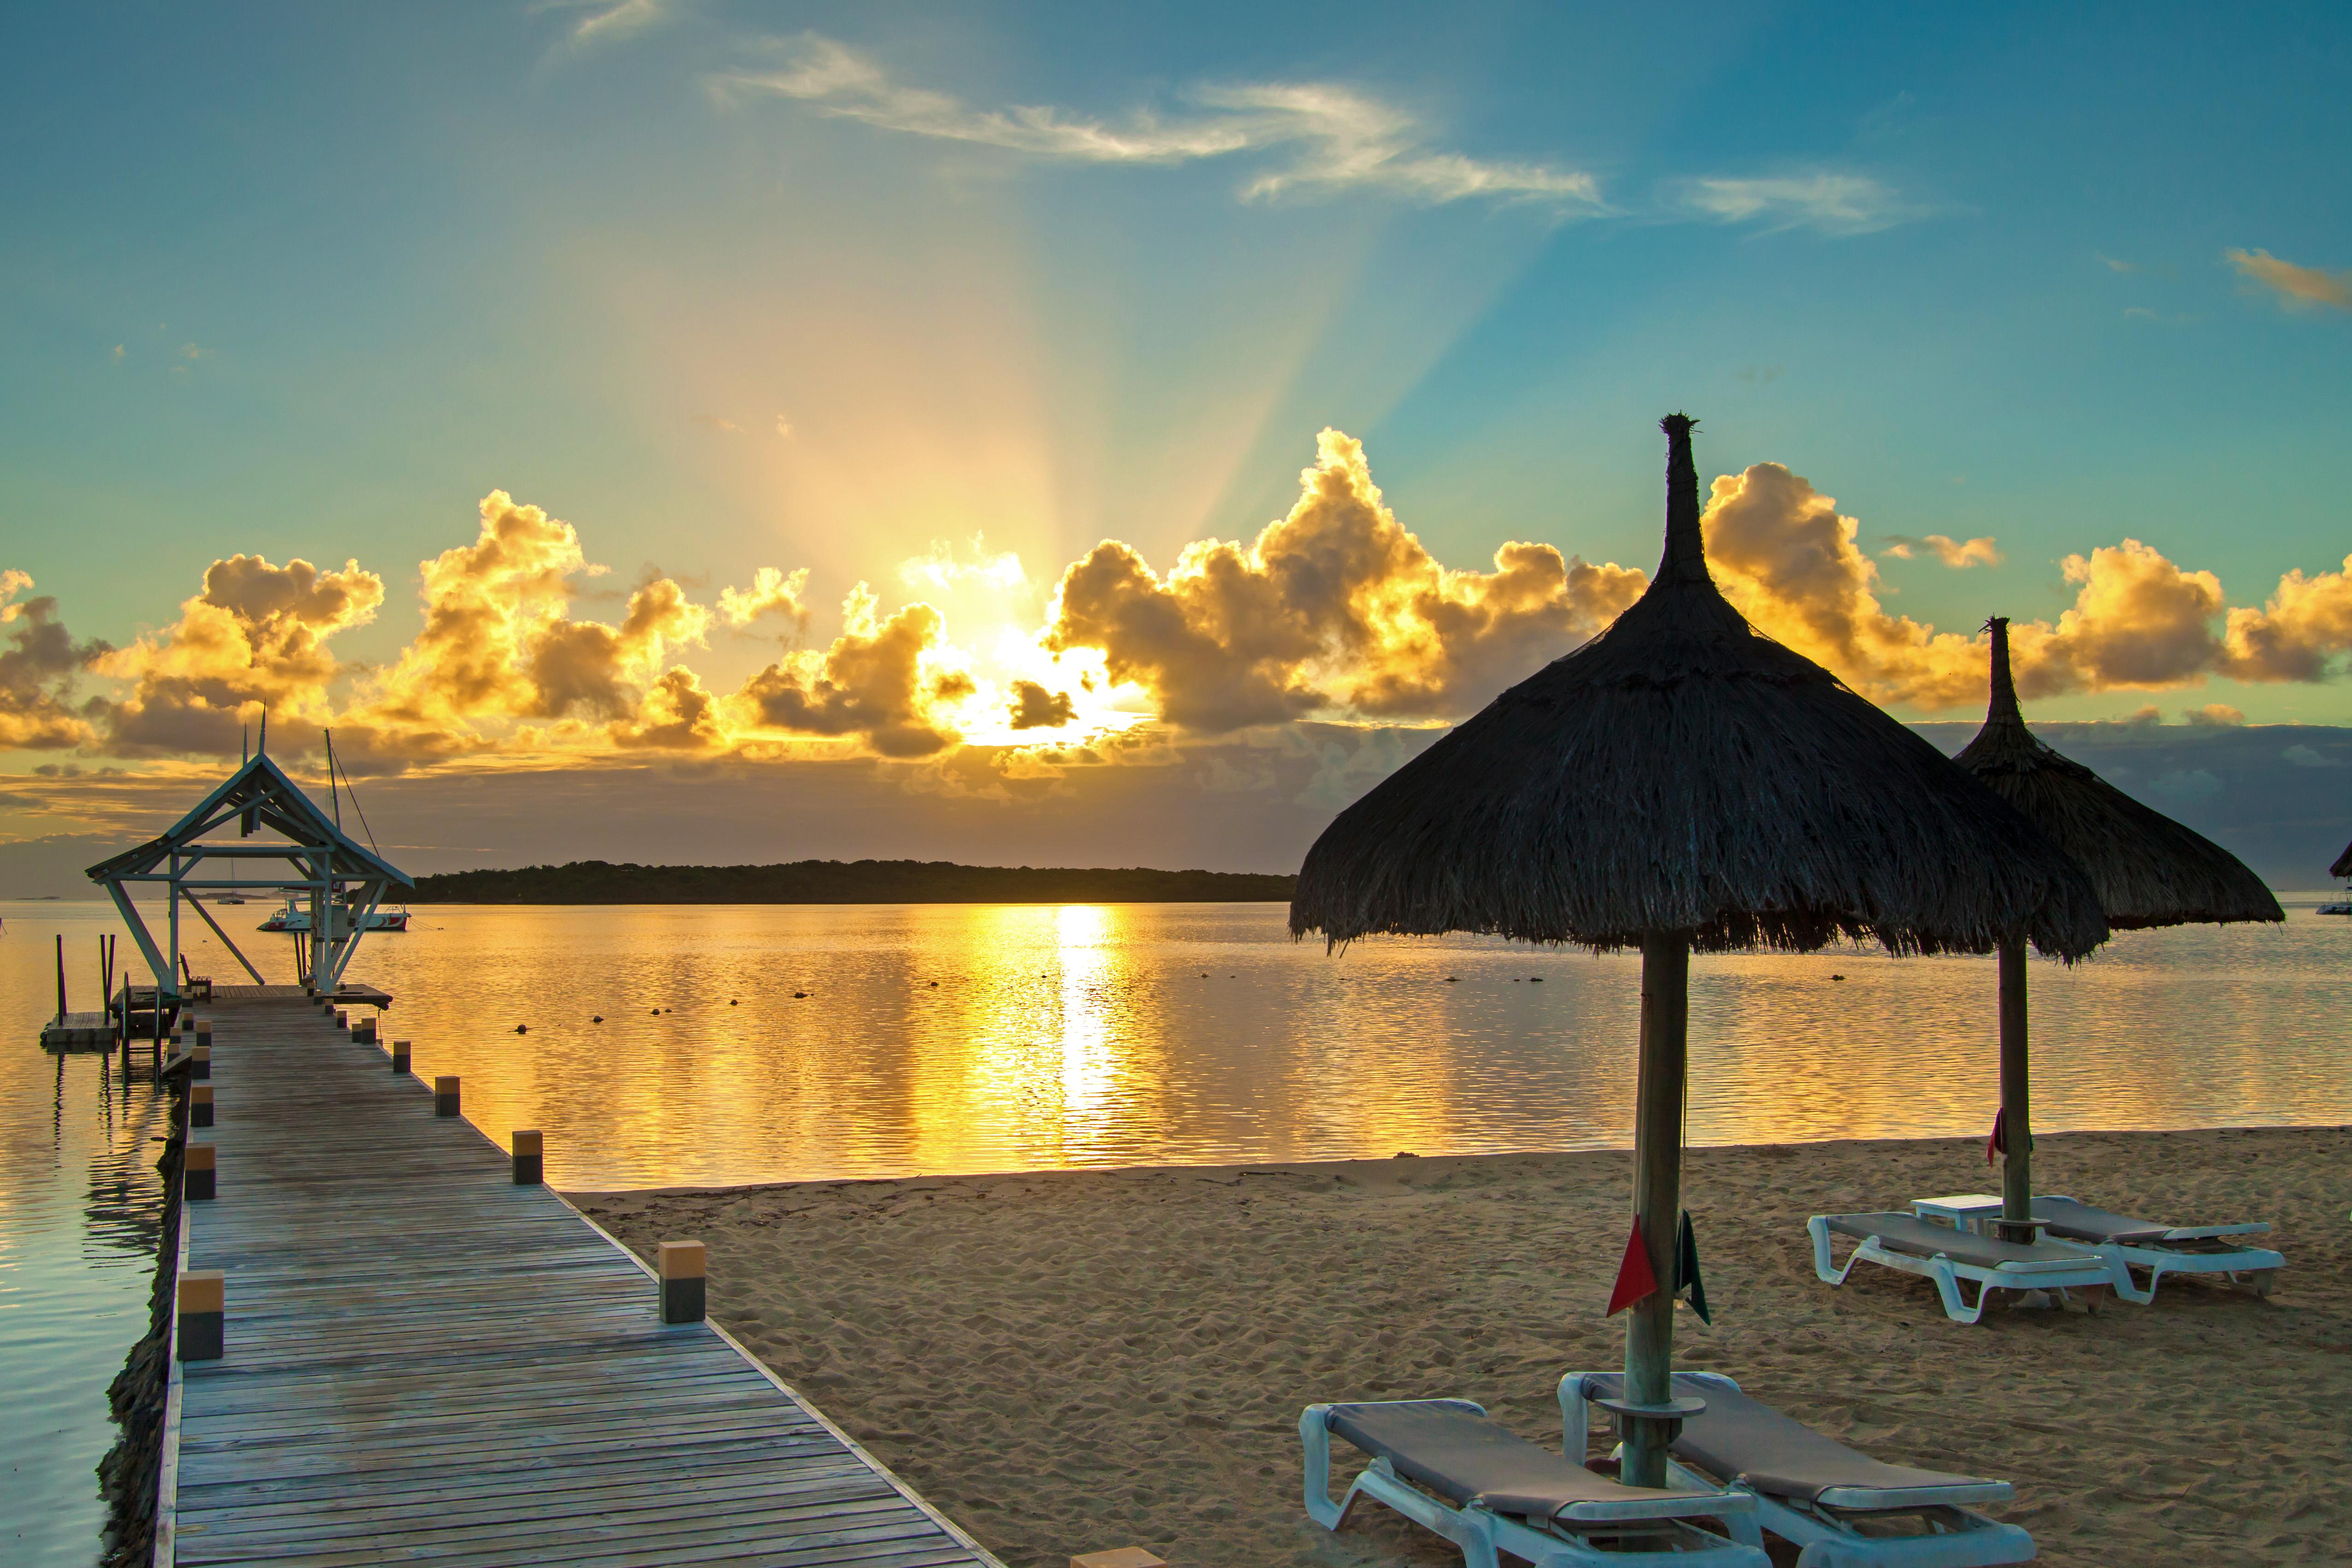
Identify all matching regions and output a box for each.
[578,1126,2349,1568]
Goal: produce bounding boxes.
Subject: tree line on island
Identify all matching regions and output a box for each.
[407,859,1297,905]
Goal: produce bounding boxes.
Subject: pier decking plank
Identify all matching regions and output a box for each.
[166,996,1004,1568]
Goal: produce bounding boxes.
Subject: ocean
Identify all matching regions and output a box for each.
[3,895,2347,1561]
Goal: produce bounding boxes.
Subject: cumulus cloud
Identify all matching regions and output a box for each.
[0,571,107,748]
[1677,172,1920,235]
[2184,703,2245,727]
[900,536,1026,595]
[727,584,972,757]
[1884,533,2001,568]
[610,666,725,750]
[359,491,707,748]
[2221,551,2352,681]
[1007,679,1076,730]
[714,36,1602,209]
[2227,248,2352,312]
[718,566,811,632]
[1044,428,1645,732]
[99,553,384,753]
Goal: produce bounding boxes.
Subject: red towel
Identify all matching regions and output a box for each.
[1985,1107,2006,1165]
[1606,1218,1660,1315]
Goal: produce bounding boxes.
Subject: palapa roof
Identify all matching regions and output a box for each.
[2334,840,2352,881]
[1290,415,2108,959]
[1954,620,2279,929]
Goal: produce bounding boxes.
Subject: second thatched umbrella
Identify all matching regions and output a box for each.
[1292,415,2106,1489]
[1954,621,2281,1239]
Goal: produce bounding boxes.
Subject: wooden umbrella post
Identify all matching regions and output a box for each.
[1997,936,2033,1241]
[1621,930,1691,1489]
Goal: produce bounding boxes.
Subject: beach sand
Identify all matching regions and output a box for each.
[577,1127,2349,1568]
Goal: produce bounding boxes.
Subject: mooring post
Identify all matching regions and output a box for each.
[512,1130,543,1185]
[177,1272,225,1362]
[54,934,65,1022]
[185,1142,217,1201]
[190,1084,214,1129]
[433,1076,460,1117]
[658,1241,706,1324]
[354,1013,376,1045]
[391,1039,411,1075]
[190,1045,210,1081]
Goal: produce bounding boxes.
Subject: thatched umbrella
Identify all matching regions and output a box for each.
[2331,839,2352,881]
[1291,415,2106,1488]
[1954,621,2281,1238]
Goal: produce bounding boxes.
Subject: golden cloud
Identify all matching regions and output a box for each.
[726,585,970,757]
[2227,248,2352,312]
[0,571,107,749]
[1043,428,1645,732]
[98,553,384,753]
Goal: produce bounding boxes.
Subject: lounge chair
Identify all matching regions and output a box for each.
[1911,1193,2283,1299]
[1300,1397,1767,1566]
[1808,1211,2150,1324]
[1562,1372,2035,1568]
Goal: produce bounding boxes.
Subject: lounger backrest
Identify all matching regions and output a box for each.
[2031,1197,2174,1245]
[1576,1374,2002,1506]
[1826,1211,2094,1269]
[1325,1401,1698,1519]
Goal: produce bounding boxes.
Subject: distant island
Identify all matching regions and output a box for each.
[407,859,1298,905]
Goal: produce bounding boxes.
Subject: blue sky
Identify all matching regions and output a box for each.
[3,2,2350,864]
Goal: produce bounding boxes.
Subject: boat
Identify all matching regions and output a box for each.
[2319,898,2352,917]
[259,895,410,933]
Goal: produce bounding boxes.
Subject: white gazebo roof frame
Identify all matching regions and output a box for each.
[85,748,413,999]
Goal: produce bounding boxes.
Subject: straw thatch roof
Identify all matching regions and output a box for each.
[1291,416,2108,959]
[2333,839,2352,881]
[1955,620,2281,929]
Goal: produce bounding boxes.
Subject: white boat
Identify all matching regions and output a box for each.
[258,896,410,933]
[2319,900,2352,917]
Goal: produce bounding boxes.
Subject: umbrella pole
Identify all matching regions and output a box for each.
[1997,936,2033,1241]
[1622,930,1688,1489]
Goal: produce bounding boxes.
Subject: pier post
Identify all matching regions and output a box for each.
[658,1241,705,1324]
[391,1040,411,1074]
[434,1076,460,1117]
[55,933,65,1021]
[177,1272,225,1362]
[355,1014,376,1045]
[512,1130,543,1185]
[195,1018,212,1050]
[190,1045,210,1081]
[186,1142,217,1201]
[335,1009,349,1031]
[191,1085,214,1128]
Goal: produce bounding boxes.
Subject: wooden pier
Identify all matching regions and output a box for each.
[161,993,1006,1568]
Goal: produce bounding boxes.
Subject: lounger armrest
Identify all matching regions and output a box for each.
[1558,1489,1756,1524]
[1815,1479,2013,1511]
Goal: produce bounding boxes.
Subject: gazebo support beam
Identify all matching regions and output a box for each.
[1622,929,1689,1490]
[1997,937,2033,1240]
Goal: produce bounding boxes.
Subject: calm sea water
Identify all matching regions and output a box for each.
[3,895,2348,1561]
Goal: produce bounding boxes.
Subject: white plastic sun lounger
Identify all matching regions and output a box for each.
[1911,1194,2283,1299]
[1301,1397,1767,1567]
[1809,1211,2151,1324]
[1563,1372,2035,1568]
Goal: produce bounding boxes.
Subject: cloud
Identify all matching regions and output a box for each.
[539,0,679,47]
[900,536,1026,596]
[2282,743,2341,768]
[1884,533,2002,568]
[0,572,108,748]
[1043,428,1644,731]
[356,491,706,752]
[1677,172,1920,235]
[610,666,725,750]
[99,553,384,753]
[697,414,745,434]
[774,414,794,438]
[2184,703,2245,727]
[1700,466,2256,708]
[2220,551,2352,681]
[717,565,811,631]
[1007,680,1076,730]
[2097,253,2139,273]
[726,584,972,757]
[714,36,1602,210]
[2227,248,2352,312]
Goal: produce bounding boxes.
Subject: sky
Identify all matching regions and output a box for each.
[3,3,2349,878]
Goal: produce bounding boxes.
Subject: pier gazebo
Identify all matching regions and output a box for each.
[85,747,412,1004]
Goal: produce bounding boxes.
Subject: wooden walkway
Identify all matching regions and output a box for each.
[163,994,1005,1568]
